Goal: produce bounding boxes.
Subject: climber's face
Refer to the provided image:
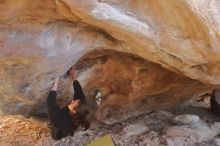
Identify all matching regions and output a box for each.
[68,99,80,114]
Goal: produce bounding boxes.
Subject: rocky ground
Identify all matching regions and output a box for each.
[1,95,220,146]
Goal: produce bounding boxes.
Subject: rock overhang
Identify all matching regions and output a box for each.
[1,0,220,124]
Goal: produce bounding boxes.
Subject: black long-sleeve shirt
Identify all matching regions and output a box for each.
[47,91,80,140]
[47,80,88,140]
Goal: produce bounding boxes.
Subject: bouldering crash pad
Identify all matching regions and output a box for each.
[87,134,115,146]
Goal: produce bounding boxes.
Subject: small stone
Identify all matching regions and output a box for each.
[212,122,220,130]
[123,123,149,137]
[172,114,200,125]
[166,137,188,146]
[148,131,158,138]
[215,138,220,145]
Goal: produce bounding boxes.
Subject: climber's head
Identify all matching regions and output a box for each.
[68,99,80,114]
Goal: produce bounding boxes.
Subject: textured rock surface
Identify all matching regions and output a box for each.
[58,0,220,84]
[172,114,200,125]
[77,52,211,124]
[0,0,220,123]
[122,123,149,137]
[1,97,220,146]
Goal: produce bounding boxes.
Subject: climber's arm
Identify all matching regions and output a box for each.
[51,77,59,91]
[47,77,60,114]
[47,91,59,110]
[73,80,86,101]
[68,67,86,101]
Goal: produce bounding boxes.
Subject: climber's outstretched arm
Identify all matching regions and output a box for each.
[47,78,62,127]
[47,77,61,116]
[73,80,86,102]
[68,67,86,102]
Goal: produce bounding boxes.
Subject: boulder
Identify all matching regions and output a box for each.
[172,114,200,125]
[1,0,220,124]
[122,123,149,137]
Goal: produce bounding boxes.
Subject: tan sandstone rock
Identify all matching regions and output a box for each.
[0,0,220,124]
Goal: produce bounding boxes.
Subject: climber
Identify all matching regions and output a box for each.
[46,67,90,140]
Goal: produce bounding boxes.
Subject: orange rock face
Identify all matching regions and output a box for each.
[0,0,219,123]
[75,51,211,124]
